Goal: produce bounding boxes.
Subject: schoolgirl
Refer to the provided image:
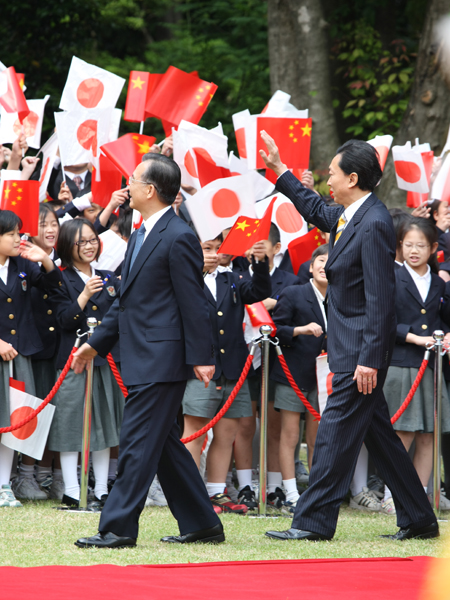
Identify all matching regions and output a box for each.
[384,217,450,509]
[47,218,124,508]
[0,210,62,507]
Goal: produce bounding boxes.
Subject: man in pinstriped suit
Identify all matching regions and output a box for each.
[260,133,438,541]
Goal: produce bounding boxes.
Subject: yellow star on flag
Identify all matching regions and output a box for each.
[315,235,319,240]
[3,188,10,199]
[236,220,250,232]
[12,182,17,187]
[294,120,299,125]
[136,140,151,154]
[17,196,22,201]
[131,76,146,90]
[289,125,294,130]
[301,123,312,137]
[18,188,22,193]
[289,133,294,138]
[198,101,203,106]
[11,201,17,206]
[293,138,298,143]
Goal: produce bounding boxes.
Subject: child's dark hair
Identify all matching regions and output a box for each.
[268,223,281,246]
[57,218,101,269]
[117,207,132,240]
[388,208,412,252]
[39,203,59,227]
[311,243,329,263]
[0,210,22,235]
[401,217,439,274]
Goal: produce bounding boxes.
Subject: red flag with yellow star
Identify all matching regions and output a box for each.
[91,153,123,208]
[256,117,312,170]
[144,66,217,130]
[1,180,39,235]
[217,197,277,257]
[100,132,157,179]
[124,71,150,123]
[288,227,324,274]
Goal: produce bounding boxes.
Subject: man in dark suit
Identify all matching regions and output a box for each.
[71,154,223,548]
[260,133,438,542]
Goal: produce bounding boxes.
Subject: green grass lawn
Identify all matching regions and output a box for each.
[0,501,448,567]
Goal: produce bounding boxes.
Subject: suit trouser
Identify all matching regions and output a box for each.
[292,370,437,538]
[99,381,221,539]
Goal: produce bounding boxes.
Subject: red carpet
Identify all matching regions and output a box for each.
[2,556,437,599]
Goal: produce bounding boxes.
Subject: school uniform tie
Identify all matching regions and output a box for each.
[129,224,146,270]
[334,215,346,243]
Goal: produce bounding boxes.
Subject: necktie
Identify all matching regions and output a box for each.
[73,175,82,190]
[334,215,346,243]
[129,224,146,270]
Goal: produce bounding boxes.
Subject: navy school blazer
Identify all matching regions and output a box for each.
[276,170,396,374]
[270,282,327,391]
[240,266,299,303]
[50,267,121,369]
[0,256,62,360]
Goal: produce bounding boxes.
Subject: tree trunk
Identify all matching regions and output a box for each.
[378,0,450,208]
[267,0,340,172]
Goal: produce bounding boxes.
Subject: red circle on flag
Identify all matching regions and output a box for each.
[235,128,247,159]
[275,202,304,233]
[77,78,104,108]
[13,111,39,138]
[184,151,197,178]
[77,120,98,157]
[395,160,422,183]
[212,189,241,218]
[374,145,389,170]
[10,407,38,440]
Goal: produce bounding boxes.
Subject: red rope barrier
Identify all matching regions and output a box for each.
[180,354,254,444]
[277,354,322,421]
[0,346,78,434]
[390,357,429,424]
[106,353,128,398]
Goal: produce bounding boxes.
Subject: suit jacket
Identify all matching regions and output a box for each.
[88,209,215,386]
[48,165,91,203]
[276,171,396,373]
[270,283,327,391]
[51,267,121,369]
[0,257,61,360]
[201,261,271,381]
[391,266,448,368]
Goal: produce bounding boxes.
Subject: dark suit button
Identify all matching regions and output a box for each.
[58,281,62,286]
[43,294,48,300]
[219,330,224,335]
[49,327,55,332]
[92,305,98,311]
[421,309,426,314]
[7,298,12,303]
[422,324,427,330]
[220,349,225,354]
[324,335,327,339]
[98,321,102,325]
[10,330,16,335]
[120,306,125,312]
[8,314,14,320]
[47,309,52,315]
[217,311,223,316]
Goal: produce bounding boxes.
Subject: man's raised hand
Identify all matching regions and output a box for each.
[259,131,288,177]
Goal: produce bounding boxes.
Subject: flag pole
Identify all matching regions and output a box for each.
[139,121,144,135]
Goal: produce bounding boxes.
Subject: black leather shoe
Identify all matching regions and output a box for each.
[380,522,439,541]
[75,532,137,549]
[265,528,332,541]
[62,494,101,510]
[94,494,108,507]
[161,523,225,544]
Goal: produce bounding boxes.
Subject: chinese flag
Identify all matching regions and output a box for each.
[1,180,39,235]
[100,133,156,179]
[245,302,276,334]
[144,73,163,118]
[256,117,312,170]
[124,71,150,123]
[194,148,231,187]
[218,197,276,256]
[0,67,30,123]
[145,66,218,130]
[438,250,445,263]
[91,153,123,208]
[288,227,324,274]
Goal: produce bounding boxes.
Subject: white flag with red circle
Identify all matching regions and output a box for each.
[0,96,50,149]
[316,353,333,415]
[37,132,59,201]
[392,142,431,193]
[432,153,450,204]
[1,379,55,461]
[255,192,308,252]
[60,56,125,112]
[367,134,393,171]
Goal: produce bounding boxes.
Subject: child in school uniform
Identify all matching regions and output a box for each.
[0,210,62,508]
[384,217,450,511]
[182,233,272,513]
[47,218,124,508]
[270,244,328,513]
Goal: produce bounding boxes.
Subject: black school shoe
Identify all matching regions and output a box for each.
[380,522,439,541]
[161,523,225,544]
[61,494,101,510]
[237,485,258,510]
[267,487,286,508]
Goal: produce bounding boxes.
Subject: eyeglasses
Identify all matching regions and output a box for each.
[74,237,99,247]
[128,176,160,194]
[402,243,430,251]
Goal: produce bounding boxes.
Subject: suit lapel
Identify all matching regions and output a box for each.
[305,283,325,329]
[399,266,426,307]
[425,274,441,306]
[216,273,229,308]
[66,268,87,297]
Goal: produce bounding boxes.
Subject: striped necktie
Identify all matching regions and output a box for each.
[129,224,146,270]
[334,215,346,243]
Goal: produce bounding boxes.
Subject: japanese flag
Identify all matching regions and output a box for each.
[184,172,258,242]
[432,153,450,204]
[37,132,59,201]
[255,192,307,252]
[232,109,251,159]
[0,96,49,149]
[1,379,55,461]
[367,134,393,171]
[392,142,430,193]
[93,229,127,272]
[132,209,143,231]
[316,353,333,415]
[228,151,249,175]
[60,56,125,112]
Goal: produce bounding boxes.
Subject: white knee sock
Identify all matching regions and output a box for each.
[92,448,110,499]
[267,471,282,494]
[236,469,253,492]
[60,452,80,500]
[206,482,226,497]
[0,443,15,487]
[350,444,368,497]
[283,478,299,503]
[384,486,392,501]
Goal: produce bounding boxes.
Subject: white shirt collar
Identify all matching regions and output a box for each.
[74,265,95,284]
[403,261,431,282]
[341,192,372,225]
[273,252,284,268]
[217,264,233,273]
[65,170,88,183]
[0,258,10,285]
[142,205,173,241]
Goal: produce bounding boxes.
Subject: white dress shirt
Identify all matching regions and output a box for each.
[142,206,173,241]
[65,169,88,190]
[310,279,327,330]
[0,258,10,285]
[339,192,372,229]
[74,265,95,285]
[204,269,218,301]
[403,261,431,303]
